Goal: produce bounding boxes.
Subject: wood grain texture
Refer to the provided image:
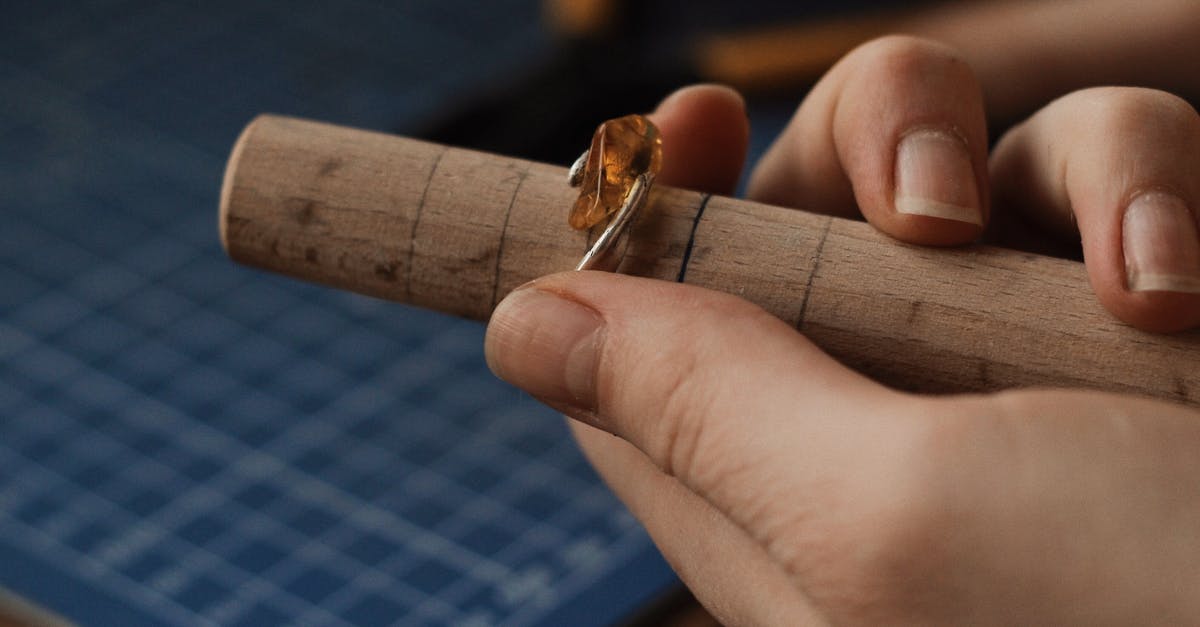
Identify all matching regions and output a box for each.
[220,114,1200,406]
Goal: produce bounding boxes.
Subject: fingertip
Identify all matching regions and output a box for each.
[1090,191,1200,333]
[883,127,987,245]
[852,121,989,246]
[1084,248,1200,335]
[831,38,988,245]
[746,36,990,242]
[1091,255,1200,332]
[1096,289,1200,334]
[648,83,750,194]
[484,278,606,413]
[997,89,1200,333]
[872,213,986,247]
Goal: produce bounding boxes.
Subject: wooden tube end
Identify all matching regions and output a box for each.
[217,113,581,315]
[219,114,265,258]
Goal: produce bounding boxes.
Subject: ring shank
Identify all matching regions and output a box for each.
[577,173,653,271]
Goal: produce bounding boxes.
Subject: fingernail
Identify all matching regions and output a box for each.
[1123,191,1200,293]
[895,129,983,225]
[484,287,604,409]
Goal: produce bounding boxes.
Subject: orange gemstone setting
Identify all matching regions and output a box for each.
[568,114,662,230]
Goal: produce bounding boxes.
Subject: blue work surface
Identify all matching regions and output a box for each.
[0,1,676,625]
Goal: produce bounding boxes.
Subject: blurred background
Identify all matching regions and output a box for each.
[2,0,1196,625]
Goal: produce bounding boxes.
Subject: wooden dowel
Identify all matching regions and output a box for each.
[220,114,1200,406]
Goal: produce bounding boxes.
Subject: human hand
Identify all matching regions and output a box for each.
[485,37,1200,625]
[884,0,1200,124]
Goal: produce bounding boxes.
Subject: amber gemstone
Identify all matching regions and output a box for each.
[569,114,662,230]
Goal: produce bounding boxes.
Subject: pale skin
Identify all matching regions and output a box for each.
[485,3,1200,623]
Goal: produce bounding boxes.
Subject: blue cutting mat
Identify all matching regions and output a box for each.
[0,1,676,625]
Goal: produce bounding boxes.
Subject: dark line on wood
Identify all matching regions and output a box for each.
[490,167,528,309]
[404,148,447,301]
[796,217,833,330]
[676,193,712,283]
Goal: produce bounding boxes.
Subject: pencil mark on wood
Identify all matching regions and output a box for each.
[907,301,921,325]
[977,361,992,387]
[465,249,493,265]
[375,262,399,282]
[442,251,493,277]
[317,159,341,177]
[286,198,327,228]
[500,163,525,186]
[795,217,833,331]
[404,147,448,301]
[676,194,712,284]
[490,166,528,310]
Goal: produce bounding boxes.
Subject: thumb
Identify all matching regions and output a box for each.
[485,271,913,537]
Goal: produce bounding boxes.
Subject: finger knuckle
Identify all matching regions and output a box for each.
[1066,87,1200,141]
[850,35,972,83]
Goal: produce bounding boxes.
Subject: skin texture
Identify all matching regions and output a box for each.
[485,16,1200,626]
